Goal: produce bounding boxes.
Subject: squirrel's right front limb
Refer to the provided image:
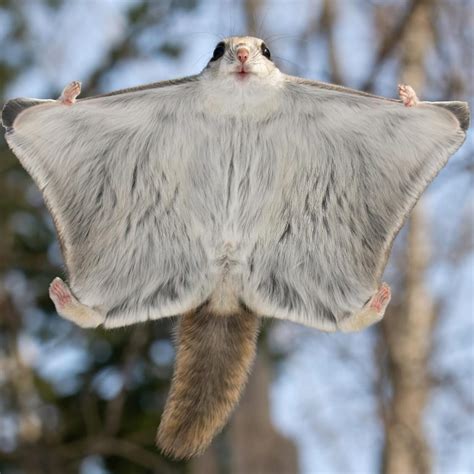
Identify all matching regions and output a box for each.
[58,81,81,105]
[49,277,104,328]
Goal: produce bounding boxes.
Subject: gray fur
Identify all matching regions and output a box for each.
[82,75,200,100]
[2,98,55,130]
[424,101,470,132]
[2,37,469,331]
[292,78,470,132]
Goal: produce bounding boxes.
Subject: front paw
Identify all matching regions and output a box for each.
[59,81,81,105]
[398,84,419,107]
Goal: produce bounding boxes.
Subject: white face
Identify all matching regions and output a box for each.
[199,36,283,115]
[203,36,280,82]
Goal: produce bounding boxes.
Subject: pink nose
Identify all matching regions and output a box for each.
[237,47,249,64]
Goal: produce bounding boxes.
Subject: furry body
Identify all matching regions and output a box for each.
[4,75,467,330]
[2,36,469,458]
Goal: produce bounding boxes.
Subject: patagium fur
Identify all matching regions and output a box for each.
[2,36,469,458]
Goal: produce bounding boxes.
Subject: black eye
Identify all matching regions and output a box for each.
[261,43,271,59]
[210,42,226,62]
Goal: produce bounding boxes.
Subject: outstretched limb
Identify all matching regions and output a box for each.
[49,277,104,328]
[398,84,419,107]
[58,81,81,105]
[338,283,391,332]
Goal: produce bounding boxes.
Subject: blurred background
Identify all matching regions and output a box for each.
[0,0,472,473]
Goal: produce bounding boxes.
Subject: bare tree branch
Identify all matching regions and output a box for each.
[362,0,426,91]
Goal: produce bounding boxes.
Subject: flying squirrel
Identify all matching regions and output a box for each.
[2,36,470,459]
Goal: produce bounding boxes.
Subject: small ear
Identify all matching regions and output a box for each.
[432,101,470,132]
[2,98,50,129]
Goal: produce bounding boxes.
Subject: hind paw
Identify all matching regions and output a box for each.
[49,277,74,310]
[368,283,391,315]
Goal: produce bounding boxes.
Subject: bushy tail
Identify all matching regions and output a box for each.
[156,305,259,459]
